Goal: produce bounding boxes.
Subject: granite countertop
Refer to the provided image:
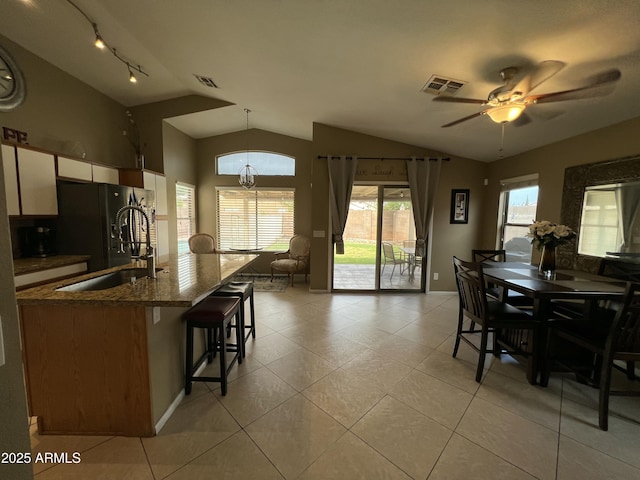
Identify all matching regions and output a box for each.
[13,255,92,276]
[16,253,258,307]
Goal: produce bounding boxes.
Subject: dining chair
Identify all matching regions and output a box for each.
[551,259,631,375]
[553,258,635,318]
[471,249,533,308]
[452,256,541,382]
[381,242,408,280]
[188,233,217,253]
[540,281,640,430]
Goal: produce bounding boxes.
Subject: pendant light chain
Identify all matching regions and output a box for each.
[498,123,506,159]
[239,108,258,189]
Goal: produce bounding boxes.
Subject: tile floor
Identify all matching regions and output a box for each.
[29,288,640,479]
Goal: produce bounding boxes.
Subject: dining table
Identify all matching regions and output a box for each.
[400,246,419,278]
[481,262,627,384]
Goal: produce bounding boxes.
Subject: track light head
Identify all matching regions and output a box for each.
[94,34,105,49]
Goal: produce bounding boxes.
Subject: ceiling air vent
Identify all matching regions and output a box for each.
[193,74,219,88]
[421,75,466,96]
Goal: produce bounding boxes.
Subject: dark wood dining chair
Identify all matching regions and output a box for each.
[452,256,541,383]
[541,281,640,430]
[551,259,637,379]
[552,258,637,318]
[472,249,533,308]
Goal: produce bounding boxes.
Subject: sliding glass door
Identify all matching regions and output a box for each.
[332,184,424,292]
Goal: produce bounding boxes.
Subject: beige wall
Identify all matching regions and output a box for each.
[0,35,132,167]
[162,123,198,255]
[482,117,640,264]
[196,128,313,273]
[130,96,232,174]
[311,123,486,292]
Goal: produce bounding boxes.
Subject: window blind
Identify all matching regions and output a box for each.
[216,188,295,251]
[500,173,539,192]
[176,182,196,254]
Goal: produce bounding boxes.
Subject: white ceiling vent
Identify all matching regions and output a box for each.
[194,74,219,88]
[421,75,466,96]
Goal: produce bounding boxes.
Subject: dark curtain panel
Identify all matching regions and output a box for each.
[328,155,358,254]
[406,157,442,257]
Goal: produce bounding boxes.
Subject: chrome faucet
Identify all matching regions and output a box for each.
[115,205,156,279]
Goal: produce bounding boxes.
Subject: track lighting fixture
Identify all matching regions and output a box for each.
[65,0,149,84]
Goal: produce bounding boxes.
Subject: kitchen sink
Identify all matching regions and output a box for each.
[56,268,163,292]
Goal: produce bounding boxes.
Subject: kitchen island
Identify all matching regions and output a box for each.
[16,252,257,437]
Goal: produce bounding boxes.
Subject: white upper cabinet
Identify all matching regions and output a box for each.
[143,171,168,216]
[1,144,20,215]
[155,174,167,216]
[58,156,92,181]
[156,219,169,262]
[92,164,120,184]
[17,147,58,215]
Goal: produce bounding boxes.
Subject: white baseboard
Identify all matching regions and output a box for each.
[154,362,207,434]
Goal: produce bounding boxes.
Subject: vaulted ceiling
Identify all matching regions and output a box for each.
[2,0,639,161]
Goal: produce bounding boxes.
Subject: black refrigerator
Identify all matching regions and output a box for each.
[57,182,154,272]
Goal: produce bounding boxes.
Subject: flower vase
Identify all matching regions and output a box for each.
[136,154,145,170]
[538,245,556,277]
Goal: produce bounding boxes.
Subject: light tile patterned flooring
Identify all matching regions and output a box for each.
[30,288,640,479]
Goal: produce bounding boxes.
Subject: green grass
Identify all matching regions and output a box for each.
[333,242,377,264]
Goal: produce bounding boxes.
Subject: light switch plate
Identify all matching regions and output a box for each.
[313,230,325,238]
[0,314,5,367]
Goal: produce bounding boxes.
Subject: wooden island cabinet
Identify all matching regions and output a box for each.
[16,253,257,437]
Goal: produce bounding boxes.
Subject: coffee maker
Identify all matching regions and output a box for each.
[19,226,56,257]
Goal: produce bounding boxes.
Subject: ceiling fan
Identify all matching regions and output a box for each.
[433,61,622,128]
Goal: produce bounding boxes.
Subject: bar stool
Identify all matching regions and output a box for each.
[211,281,256,355]
[183,296,242,396]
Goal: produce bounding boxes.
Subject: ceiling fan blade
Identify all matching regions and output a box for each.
[514,60,566,95]
[441,111,485,128]
[528,68,621,104]
[432,96,486,105]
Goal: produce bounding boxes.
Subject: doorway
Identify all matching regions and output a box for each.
[332,184,424,292]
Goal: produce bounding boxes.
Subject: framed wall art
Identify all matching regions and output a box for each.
[450,189,469,224]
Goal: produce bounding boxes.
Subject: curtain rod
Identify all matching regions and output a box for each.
[317,156,450,162]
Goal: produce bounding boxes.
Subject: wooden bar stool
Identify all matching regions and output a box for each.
[212,281,256,355]
[183,296,242,396]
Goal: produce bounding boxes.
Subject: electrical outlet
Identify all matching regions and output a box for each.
[0,314,5,367]
[433,272,439,280]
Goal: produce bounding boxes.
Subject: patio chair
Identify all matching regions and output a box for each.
[382,242,408,280]
[403,240,422,277]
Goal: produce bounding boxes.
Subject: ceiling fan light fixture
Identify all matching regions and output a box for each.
[486,104,525,124]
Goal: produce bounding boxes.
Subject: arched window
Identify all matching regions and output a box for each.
[217,151,295,176]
